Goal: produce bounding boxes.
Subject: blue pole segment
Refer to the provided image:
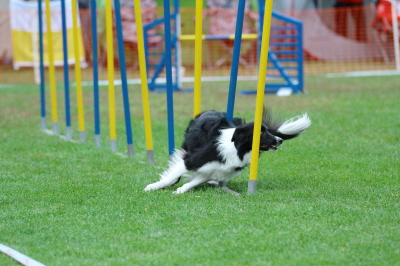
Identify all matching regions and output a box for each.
[257,0,264,64]
[114,0,134,146]
[163,0,175,155]
[90,0,100,136]
[226,0,246,122]
[174,0,179,90]
[60,0,71,128]
[297,20,304,93]
[38,0,46,123]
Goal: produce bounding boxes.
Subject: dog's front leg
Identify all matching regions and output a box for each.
[144,160,188,191]
[173,174,208,194]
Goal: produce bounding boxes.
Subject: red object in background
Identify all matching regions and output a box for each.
[373,0,400,31]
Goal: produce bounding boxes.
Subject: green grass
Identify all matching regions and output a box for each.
[1,75,399,265]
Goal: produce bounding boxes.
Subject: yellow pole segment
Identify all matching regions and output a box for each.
[133,0,155,163]
[179,34,257,41]
[71,0,85,140]
[193,0,203,117]
[105,0,117,150]
[249,0,274,184]
[44,0,58,132]
[229,34,258,40]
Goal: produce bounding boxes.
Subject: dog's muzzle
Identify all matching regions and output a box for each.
[260,136,283,152]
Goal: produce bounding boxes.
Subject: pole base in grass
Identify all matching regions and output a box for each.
[79,131,86,143]
[248,179,257,195]
[110,139,117,152]
[127,144,134,157]
[147,150,155,165]
[94,134,101,147]
[66,126,72,141]
[53,122,59,135]
[40,117,46,131]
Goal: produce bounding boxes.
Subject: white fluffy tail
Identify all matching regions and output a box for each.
[278,113,311,136]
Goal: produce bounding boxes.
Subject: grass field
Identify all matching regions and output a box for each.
[1,75,399,265]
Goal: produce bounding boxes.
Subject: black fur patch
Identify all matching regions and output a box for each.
[181,111,233,170]
[180,110,283,169]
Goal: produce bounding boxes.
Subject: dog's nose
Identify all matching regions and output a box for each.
[275,137,283,146]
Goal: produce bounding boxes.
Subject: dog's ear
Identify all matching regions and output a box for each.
[231,128,241,142]
[231,124,251,142]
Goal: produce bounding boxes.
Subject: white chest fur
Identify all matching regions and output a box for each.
[196,128,251,182]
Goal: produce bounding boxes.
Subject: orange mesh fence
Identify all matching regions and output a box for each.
[288,3,399,74]
[1,4,399,85]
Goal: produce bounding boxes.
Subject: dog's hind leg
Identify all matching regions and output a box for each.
[173,174,209,194]
[144,150,188,191]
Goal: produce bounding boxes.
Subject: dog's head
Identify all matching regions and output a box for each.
[231,122,283,153]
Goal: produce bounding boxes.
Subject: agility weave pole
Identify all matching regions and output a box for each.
[133,0,155,164]
[38,0,46,131]
[36,0,156,163]
[89,0,101,147]
[44,0,59,135]
[0,243,46,266]
[60,0,72,141]
[105,0,117,152]
[71,0,86,143]
[248,0,274,194]
[226,0,247,122]
[114,0,135,157]
[193,0,203,117]
[163,0,176,156]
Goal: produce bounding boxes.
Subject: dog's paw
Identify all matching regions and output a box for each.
[172,187,184,194]
[144,183,159,191]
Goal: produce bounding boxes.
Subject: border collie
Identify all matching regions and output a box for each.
[144,109,311,194]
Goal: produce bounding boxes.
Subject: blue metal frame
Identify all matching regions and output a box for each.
[241,7,303,94]
[143,16,181,92]
[143,7,303,95]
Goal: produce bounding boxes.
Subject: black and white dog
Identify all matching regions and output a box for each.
[144,109,311,194]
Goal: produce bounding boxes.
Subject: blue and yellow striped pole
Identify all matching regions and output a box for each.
[248,0,274,194]
[133,0,155,164]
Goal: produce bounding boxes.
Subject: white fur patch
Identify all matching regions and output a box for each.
[144,149,188,191]
[184,128,252,183]
[159,149,186,180]
[278,113,311,135]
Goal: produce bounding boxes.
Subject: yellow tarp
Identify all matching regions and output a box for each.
[10,0,84,69]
